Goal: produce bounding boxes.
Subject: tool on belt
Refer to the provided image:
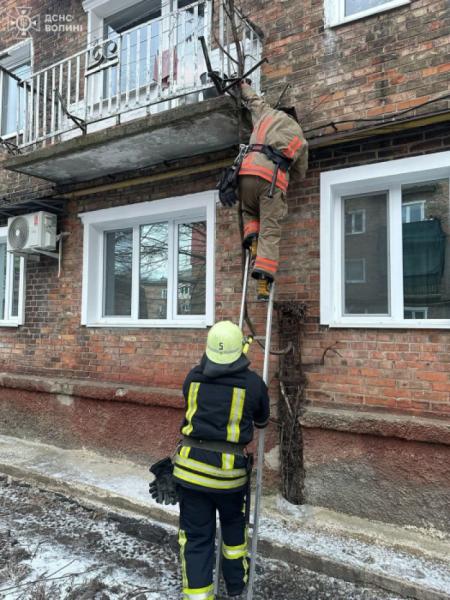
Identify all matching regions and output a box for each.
[217,144,248,207]
[247,143,293,198]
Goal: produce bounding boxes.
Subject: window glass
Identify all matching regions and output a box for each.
[345,0,392,16]
[402,179,450,319]
[177,221,206,315]
[104,1,161,97]
[104,229,133,316]
[343,193,389,315]
[345,209,365,234]
[1,62,31,135]
[0,244,6,320]
[139,222,168,319]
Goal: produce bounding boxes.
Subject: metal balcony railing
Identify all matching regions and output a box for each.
[3,0,263,152]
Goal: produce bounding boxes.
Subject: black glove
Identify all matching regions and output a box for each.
[217,166,239,207]
[149,457,178,505]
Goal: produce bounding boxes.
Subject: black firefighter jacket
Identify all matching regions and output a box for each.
[173,354,270,493]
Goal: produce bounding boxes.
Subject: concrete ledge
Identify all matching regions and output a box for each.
[0,371,183,409]
[4,96,244,184]
[300,405,450,445]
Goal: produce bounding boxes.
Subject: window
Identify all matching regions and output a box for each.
[0,41,32,137]
[325,0,410,27]
[402,201,425,224]
[0,227,25,326]
[84,0,205,104]
[321,150,450,328]
[80,191,215,327]
[345,208,366,234]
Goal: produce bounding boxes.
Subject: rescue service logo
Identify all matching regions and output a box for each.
[6,7,83,37]
[8,7,40,37]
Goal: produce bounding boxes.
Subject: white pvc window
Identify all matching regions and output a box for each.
[0,41,32,138]
[0,228,26,327]
[325,0,410,27]
[80,191,215,328]
[321,151,450,328]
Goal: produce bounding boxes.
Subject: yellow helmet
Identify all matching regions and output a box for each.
[205,321,244,365]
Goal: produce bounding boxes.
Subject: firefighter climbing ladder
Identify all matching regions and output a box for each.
[214,249,275,600]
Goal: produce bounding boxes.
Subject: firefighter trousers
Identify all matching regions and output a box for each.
[178,486,249,599]
[239,174,288,281]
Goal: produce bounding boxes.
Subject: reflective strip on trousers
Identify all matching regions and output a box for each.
[182,583,214,600]
[173,466,248,490]
[222,539,247,560]
[179,529,188,588]
[181,382,200,436]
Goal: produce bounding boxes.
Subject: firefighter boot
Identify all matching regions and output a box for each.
[257,276,271,301]
[250,237,258,261]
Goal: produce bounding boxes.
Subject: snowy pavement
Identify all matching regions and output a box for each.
[0,434,449,600]
[0,477,407,600]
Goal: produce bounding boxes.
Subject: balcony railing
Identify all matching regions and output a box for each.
[3,0,262,152]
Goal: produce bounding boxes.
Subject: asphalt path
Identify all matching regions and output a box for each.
[0,477,406,600]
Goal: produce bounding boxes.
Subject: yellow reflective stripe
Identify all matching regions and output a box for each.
[174,466,248,490]
[175,455,246,479]
[179,529,188,588]
[226,387,245,443]
[221,452,235,470]
[182,382,200,436]
[222,540,247,560]
[180,446,191,459]
[243,555,249,584]
[183,583,214,600]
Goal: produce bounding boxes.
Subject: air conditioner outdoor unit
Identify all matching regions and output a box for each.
[7,211,57,253]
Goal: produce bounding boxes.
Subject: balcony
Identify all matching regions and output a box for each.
[2,0,262,184]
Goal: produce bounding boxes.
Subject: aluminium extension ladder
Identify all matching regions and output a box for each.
[214,249,275,600]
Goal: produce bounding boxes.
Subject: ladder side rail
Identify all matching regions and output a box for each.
[214,249,252,595]
[247,281,275,600]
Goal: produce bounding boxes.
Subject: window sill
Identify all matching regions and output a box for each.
[326,0,410,28]
[326,320,450,329]
[84,319,210,329]
[0,320,21,328]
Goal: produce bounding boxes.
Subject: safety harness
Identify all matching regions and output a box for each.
[181,435,246,457]
[246,143,293,198]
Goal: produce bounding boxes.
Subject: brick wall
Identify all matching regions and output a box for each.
[285,123,450,419]
[0,0,87,199]
[243,0,450,132]
[0,164,273,386]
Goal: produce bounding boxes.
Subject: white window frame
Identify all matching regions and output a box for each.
[0,39,33,140]
[324,0,410,27]
[0,227,26,327]
[321,150,450,329]
[79,191,216,328]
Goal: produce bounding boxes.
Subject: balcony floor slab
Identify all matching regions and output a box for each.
[4,97,244,184]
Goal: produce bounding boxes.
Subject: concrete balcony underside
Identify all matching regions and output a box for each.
[4,96,245,185]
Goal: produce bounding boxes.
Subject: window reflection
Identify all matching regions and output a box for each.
[402,179,450,319]
[345,0,392,17]
[177,221,206,315]
[139,223,168,319]
[343,193,389,315]
[104,229,133,316]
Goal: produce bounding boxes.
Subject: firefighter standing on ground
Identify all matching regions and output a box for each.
[237,82,308,299]
[172,320,270,599]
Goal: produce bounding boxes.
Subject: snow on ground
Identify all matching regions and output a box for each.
[0,477,408,600]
